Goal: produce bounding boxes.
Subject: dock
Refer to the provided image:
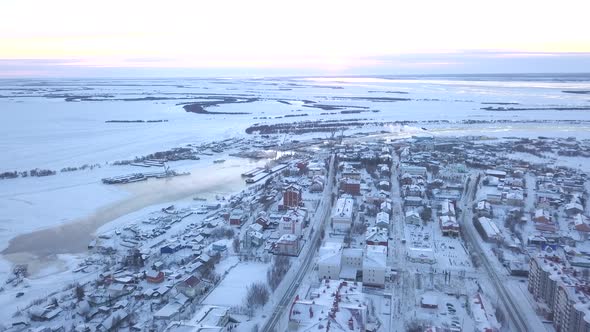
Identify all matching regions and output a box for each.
[241,167,264,177]
[245,171,271,183]
[101,170,190,185]
[244,163,288,184]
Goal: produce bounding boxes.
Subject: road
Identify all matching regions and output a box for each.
[459,175,535,332]
[389,153,409,331]
[262,154,335,332]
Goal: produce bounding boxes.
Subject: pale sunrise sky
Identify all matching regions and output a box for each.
[1,0,589,76]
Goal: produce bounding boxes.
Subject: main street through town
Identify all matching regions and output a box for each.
[262,154,335,332]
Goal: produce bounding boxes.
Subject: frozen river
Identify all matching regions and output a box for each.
[2,157,264,256]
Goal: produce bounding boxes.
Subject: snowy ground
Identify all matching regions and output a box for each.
[3,76,590,171]
[202,261,270,307]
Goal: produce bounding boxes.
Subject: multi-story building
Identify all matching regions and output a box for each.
[289,280,367,332]
[331,197,354,233]
[278,208,306,237]
[340,177,361,196]
[283,184,303,208]
[528,255,590,331]
[318,242,343,280]
[273,234,300,256]
[362,245,387,288]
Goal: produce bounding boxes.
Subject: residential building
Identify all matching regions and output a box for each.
[401,165,427,177]
[331,197,354,233]
[475,200,493,218]
[165,305,231,332]
[283,184,303,208]
[341,248,363,280]
[289,280,367,332]
[273,234,300,256]
[340,177,361,196]
[365,227,388,247]
[176,276,207,298]
[363,245,387,287]
[318,242,343,281]
[405,210,422,225]
[229,209,245,226]
[528,255,590,332]
[279,208,306,237]
[376,212,390,229]
[404,196,423,207]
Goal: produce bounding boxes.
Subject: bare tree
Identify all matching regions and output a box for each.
[232,237,241,253]
[267,256,290,290]
[74,284,85,302]
[244,282,270,309]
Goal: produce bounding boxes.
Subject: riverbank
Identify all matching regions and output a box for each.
[0,156,264,266]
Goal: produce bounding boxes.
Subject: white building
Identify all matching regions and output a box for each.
[331,197,354,233]
[318,242,343,280]
[475,217,501,243]
[380,201,392,213]
[440,199,455,216]
[407,247,436,264]
[405,210,422,225]
[363,245,387,287]
[289,280,367,332]
[165,305,230,331]
[279,208,306,237]
[401,165,427,177]
[376,212,390,229]
[273,234,300,256]
[341,248,363,280]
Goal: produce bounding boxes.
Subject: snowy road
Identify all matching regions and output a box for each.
[262,154,335,332]
[460,175,545,332]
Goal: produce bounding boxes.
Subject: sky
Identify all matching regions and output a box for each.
[1,0,589,77]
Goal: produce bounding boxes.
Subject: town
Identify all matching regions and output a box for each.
[3,134,590,332]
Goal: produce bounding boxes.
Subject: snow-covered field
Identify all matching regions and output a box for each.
[202,261,270,307]
[2,75,590,171]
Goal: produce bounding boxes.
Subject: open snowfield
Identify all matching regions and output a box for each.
[2,75,590,171]
[202,261,270,307]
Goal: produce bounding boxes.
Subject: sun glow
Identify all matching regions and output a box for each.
[0,0,589,73]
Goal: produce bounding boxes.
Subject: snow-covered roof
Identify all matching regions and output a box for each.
[165,306,228,330]
[191,305,229,327]
[421,293,438,307]
[290,280,366,332]
[534,209,551,220]
[476,200,491,211]
[277,233,298,243]
[318,242,343,265]
[332,197,354,220]
[366,227,388,243]
[566,202,584,212]
[363,245,387,269]
[376,212,390,225]
[440,199,455,216]
[471,293,500,332]
[485,169,507,177]
[478,217,501,239]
